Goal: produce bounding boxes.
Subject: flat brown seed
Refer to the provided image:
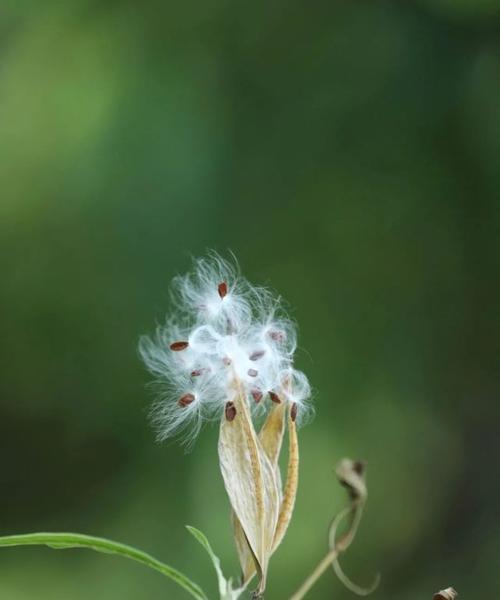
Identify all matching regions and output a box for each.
[178,393,195,407]
[248,368,258,377]
[269,330,285,342]
[191,368,208,377]
[251,389,263,403]
[170,341,189,351]
[269,391,281,404]
[249,349,266,361]
[225,401,237,421]
[291,402,298,421]
[218,281,228,298]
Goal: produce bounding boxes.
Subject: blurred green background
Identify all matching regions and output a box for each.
[1,1,499,598]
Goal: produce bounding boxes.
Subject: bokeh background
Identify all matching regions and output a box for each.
[1,1,499,598]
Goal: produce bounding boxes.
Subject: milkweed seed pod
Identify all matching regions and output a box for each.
[139,254,312,595]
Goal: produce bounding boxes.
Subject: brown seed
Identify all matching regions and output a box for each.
[178,393,195,407]
[222,356,232,366]
[191,368,209,377]
[269,391,281,404]
[225,401,237,421]
[170,341,189,351]
[249,349,265,361]
[251,389,263,403]
[247,368,258,378]
[291,402,298,421]
[269,330,285,342]
[218,281,228,298]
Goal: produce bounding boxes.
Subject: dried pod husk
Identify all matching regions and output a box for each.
[259,401,287,502]
[331,458,367,555]
[328,459,380,596]
[335,458,367,504]
[232,401,289,584]
[433,588,458,600]
[231,510,258,585]
[218,387,280,594]
[272,403,299,552]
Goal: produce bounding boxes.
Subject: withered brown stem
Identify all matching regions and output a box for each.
[289,459,376,600]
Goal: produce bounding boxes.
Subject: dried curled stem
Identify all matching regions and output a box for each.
[289,459,379,600]
[289,528,344,600]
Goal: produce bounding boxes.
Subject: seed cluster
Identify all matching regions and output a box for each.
[139,254,311,444]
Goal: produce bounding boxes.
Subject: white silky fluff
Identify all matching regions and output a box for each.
[139,253,312,445]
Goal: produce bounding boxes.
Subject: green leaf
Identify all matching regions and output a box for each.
[187,526,247,600]
[0,532,208,600]
[187,526,226,595]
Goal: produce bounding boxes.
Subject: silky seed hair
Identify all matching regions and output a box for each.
[139,253,312,445]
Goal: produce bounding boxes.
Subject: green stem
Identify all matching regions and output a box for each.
[0,532,207,600]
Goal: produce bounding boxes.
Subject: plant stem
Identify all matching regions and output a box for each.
[289,505,361,600]
[289,545,340,600]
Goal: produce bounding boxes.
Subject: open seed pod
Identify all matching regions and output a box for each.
[218,390,281,594]
[230,400,300,589]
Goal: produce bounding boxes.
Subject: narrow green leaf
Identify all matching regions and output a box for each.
[0,532,207,600]
[186,527,217,565]
[187,526,247,600]
[187,526,226,594]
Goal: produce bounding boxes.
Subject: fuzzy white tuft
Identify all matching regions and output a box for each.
[139,253,312,445]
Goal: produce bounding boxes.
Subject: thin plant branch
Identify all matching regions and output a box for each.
[289,535,343,600]
[289,459,379,600]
